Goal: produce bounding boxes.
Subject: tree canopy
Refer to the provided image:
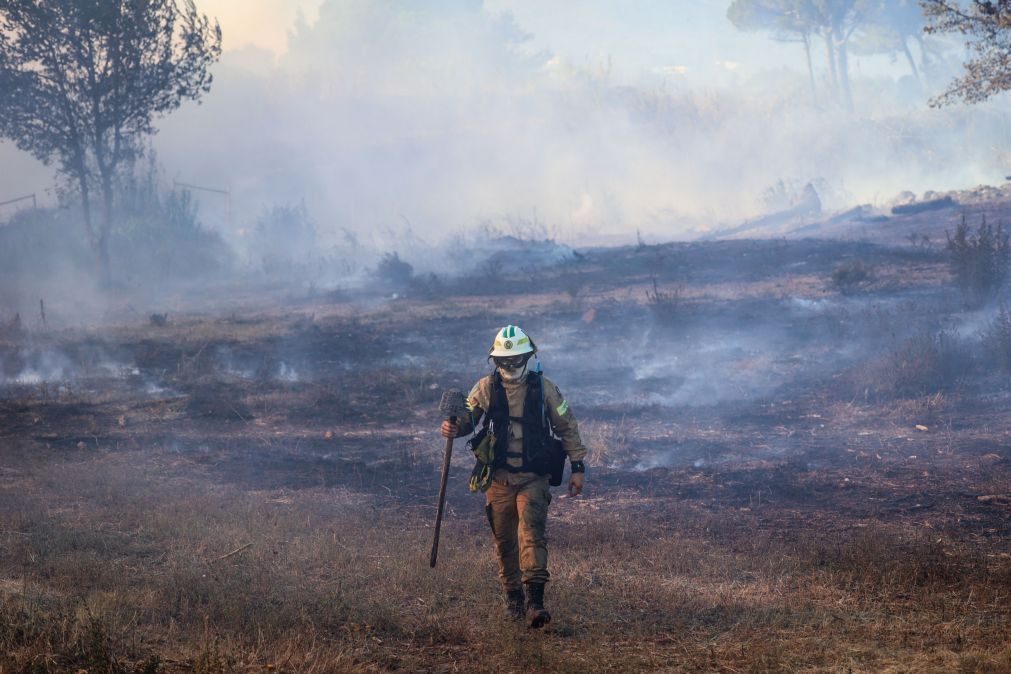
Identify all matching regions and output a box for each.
[728,1,920,109]
[0,0,221,284]
[850,1,929,81]
[923,0,1011,105]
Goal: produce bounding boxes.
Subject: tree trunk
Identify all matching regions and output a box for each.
[73,156,108,285]
[837,38,854,113]
[803,34,817,105]
[97,163,114,289]
[824,29,839,102]
[85,33,113,288]
[92,112,114,288]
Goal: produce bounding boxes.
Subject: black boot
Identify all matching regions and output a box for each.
[525,583,551,629]
[505,588,525,621]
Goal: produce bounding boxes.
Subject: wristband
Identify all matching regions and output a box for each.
[570,460,585,473]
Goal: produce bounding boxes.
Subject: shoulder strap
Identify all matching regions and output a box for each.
[525,371,549,432]
[487,370,507,427]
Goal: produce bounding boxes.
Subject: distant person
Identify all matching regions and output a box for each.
[440,325,587,628]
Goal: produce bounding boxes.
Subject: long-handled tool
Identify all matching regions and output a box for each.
[430,389,467,568]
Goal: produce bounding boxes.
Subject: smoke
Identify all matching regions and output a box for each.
[144,0,1009,262]
[2,0,1010,280]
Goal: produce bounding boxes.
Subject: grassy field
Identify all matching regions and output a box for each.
[2,207,1011,672]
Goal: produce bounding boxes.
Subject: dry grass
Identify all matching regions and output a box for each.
[0,441,1008,673]
[3,234,1011,672]
[579,417,629,468]
[846,330,972,401]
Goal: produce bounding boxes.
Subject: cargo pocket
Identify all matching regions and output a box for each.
[522,495,549,530]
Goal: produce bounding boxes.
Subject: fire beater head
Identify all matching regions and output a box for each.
[439,389,467,421]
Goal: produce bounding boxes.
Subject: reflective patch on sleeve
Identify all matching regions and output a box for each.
[556,400,569,416]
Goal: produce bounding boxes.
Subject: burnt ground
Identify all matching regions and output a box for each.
[1,215,1010,672]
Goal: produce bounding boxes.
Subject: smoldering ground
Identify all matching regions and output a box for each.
[3,206,1011,670]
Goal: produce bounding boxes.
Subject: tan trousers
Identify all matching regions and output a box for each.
[485,471,551,590]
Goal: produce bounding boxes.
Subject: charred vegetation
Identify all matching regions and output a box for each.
[2,205,1011,671]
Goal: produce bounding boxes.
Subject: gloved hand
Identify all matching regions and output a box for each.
[440,420,459,438]
[568,472,584,497]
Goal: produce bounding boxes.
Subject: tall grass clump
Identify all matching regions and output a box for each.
[979,304,1011,374]
[830,258,874,295]
[645,277,681,322]
[851,330,970,400]
[947,215,1010,307]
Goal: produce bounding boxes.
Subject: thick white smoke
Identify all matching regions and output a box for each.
[3,1,1009,260]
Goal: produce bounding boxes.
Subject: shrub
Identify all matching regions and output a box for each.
[113,157,233,281]
[852,330,970,399]
[980,304,1011,374]
[409,272,442,299]
[252,201,317,276]
[374,252,414,290]
[831,258,874,294]
[947,215,1010,306]
[0,207,94,278]
[645,277,681,321]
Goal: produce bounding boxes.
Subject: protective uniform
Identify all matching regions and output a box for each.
[453,326,587,625]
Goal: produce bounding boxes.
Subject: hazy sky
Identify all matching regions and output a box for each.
[197,0,323,54]
[0,0,1002,252]
[199,0,796,84]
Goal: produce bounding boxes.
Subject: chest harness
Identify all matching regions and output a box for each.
[485,370,555,474]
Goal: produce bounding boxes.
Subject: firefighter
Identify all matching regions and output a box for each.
[441,325,587,628]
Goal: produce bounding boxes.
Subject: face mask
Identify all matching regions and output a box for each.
[498,361,529,383]
[494,353,532,382]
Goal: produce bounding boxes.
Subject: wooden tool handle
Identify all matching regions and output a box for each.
[430,416,457,568]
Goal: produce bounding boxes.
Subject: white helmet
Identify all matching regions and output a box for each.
[490,325,535,357]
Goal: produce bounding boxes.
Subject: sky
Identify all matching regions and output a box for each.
[196,0,323,54]
[1,1,1006,254]
[196,0,797,85]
